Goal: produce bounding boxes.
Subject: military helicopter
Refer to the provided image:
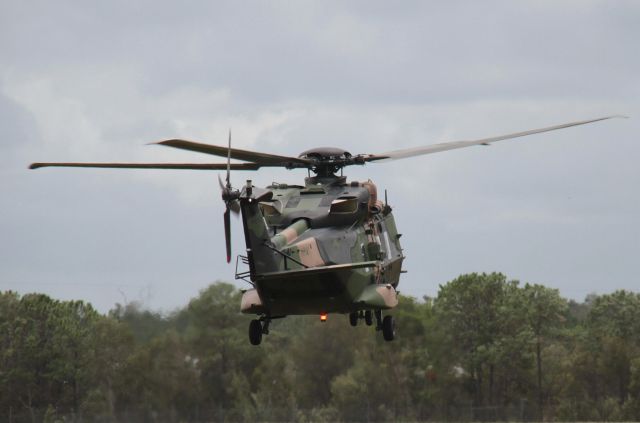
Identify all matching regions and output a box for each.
[30,115,621,345]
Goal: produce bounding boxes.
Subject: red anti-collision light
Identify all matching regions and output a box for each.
[320,313,328,322]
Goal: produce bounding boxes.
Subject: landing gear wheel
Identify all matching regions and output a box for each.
[249,319,263,345]
[382,315,395,341]
[364,310,373,326]
[349,312,358,327]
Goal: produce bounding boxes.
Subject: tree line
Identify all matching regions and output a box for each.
[2,273,640,422]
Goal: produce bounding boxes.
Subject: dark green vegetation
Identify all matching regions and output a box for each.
[2,273,640,422]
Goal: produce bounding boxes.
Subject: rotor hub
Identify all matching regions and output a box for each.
[298,147,357,176]
[298,147,352,161]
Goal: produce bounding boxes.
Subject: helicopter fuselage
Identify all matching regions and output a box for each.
[238,175,404,317]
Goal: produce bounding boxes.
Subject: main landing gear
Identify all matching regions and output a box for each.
[249,312,396,345]
[249,317,271,346]
[381,315,395,342]
[348,309,396,341]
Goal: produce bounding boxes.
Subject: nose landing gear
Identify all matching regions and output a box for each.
[349,312,358,326]
[364,310,373,326]
[347,309,396,342]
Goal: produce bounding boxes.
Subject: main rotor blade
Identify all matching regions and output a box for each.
[29,162,262,170]
[364,115,626,162]
[156,139,312,166]
[224,208,232,263]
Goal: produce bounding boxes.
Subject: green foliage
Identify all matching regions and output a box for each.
[434,273,533,408]
[2,277,639,422]
[109,301,171,344]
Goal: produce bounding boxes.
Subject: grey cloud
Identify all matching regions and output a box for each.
[1,1,638,311]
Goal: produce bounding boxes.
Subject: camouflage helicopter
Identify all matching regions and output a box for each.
[30,115,621,345]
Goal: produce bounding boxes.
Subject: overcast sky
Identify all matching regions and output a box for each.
[1,1,638,313]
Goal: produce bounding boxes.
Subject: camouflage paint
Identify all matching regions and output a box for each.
[240,288,265,314]
[355,284,399,309]
[237,176,404,316]
[270,219,309,250]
